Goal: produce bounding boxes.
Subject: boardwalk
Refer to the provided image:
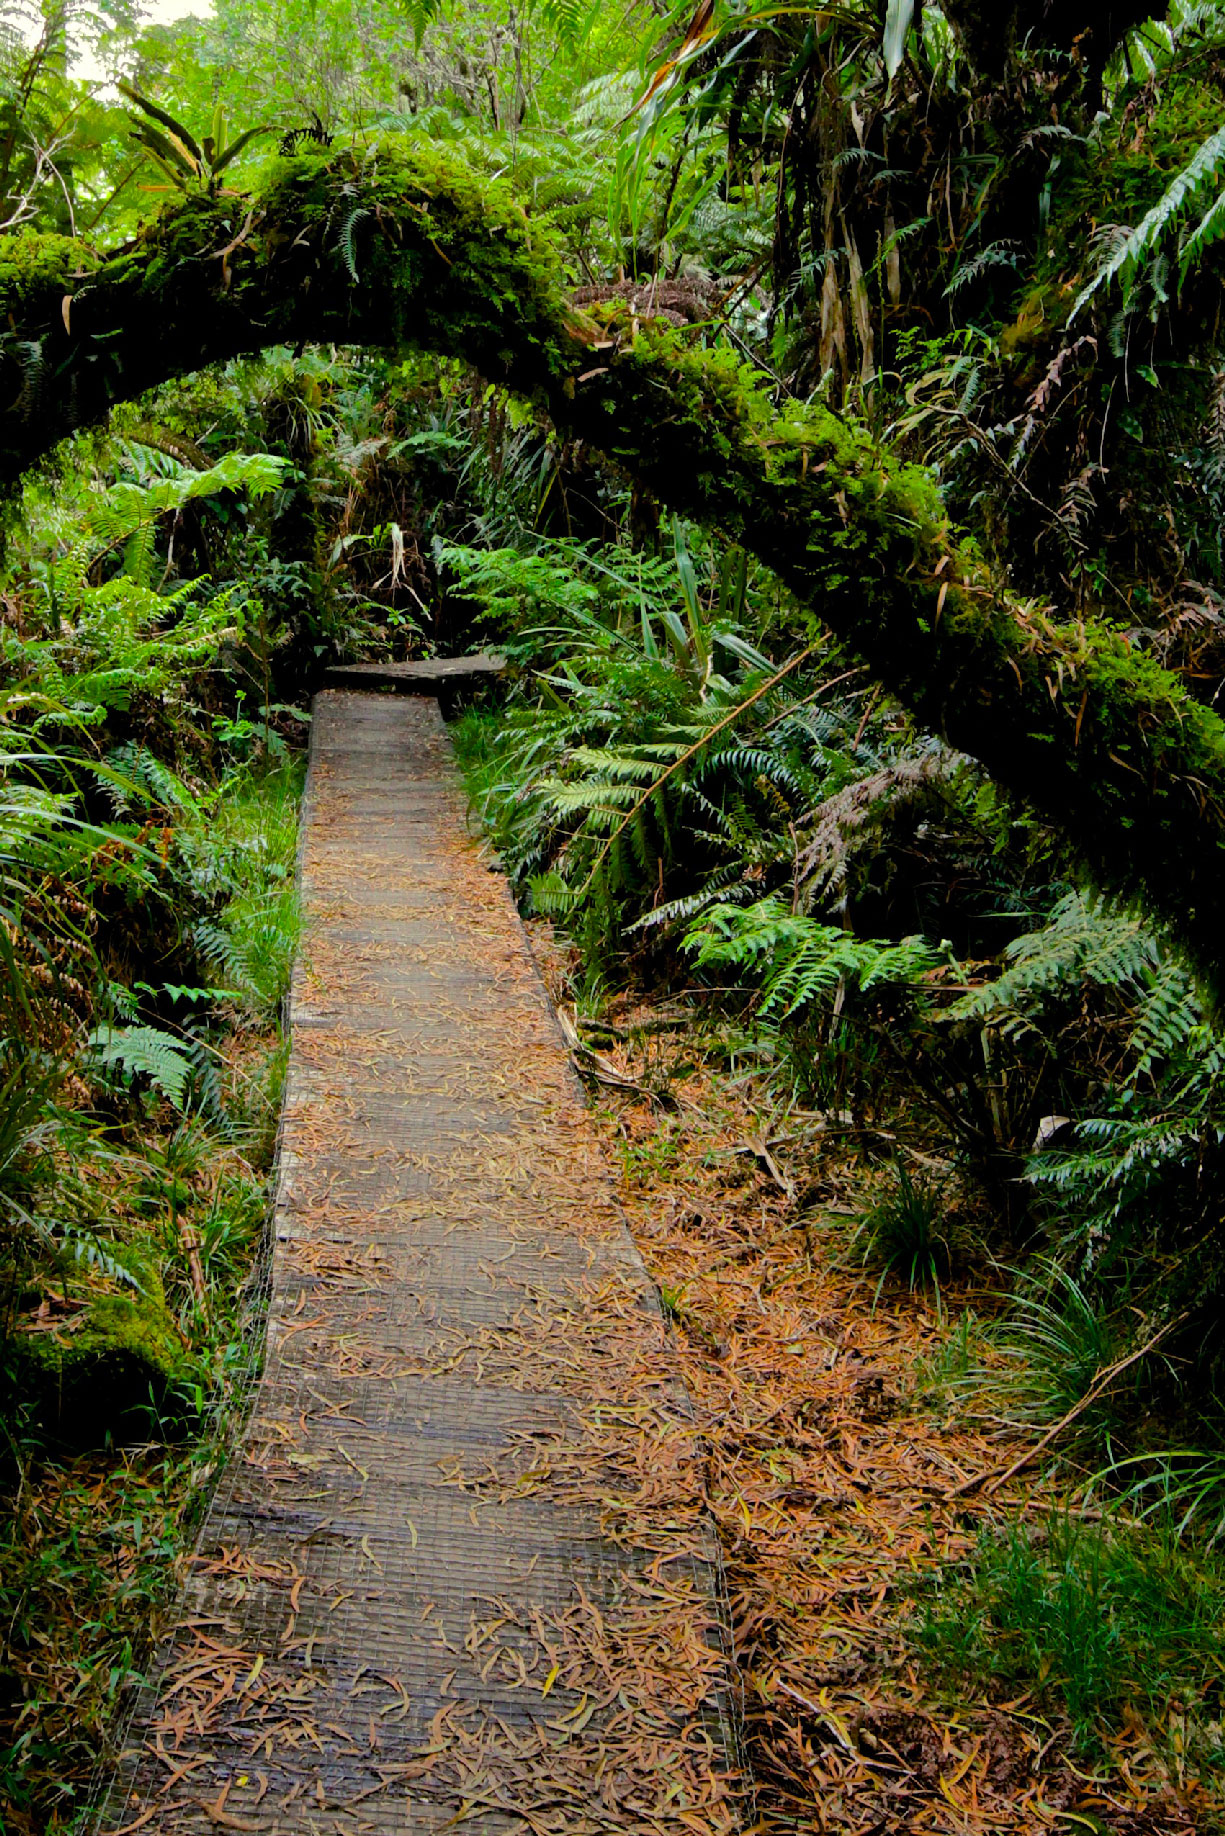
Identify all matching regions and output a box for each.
[98,692,741,1835]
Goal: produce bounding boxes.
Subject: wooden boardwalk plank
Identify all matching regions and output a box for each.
[321,653,505,696]
[97,692,742,1835]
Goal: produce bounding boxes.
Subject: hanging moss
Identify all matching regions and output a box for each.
[2,138,1225,992]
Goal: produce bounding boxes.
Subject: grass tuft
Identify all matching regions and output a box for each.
[855,1162,949,1294]
[918,1513,1225,1754]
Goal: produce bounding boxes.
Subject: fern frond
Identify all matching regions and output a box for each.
[58,1232,143,1290]
[948,890,1165,1028]
[684,897,940,1019]
[542,780,642,817]
[88,1024,194,1109]
[1073,121,1225,311]
[336,202,371,282]
[795,746,962,911]
[626,870,749,933]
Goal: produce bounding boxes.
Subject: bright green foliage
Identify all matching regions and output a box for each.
[683,897,939,1018]
[949,890,1163,1031]
[450,531,910,979]
[0,136,1223,995]
[0,408,301,1454]
[437,539,601,631]
[1074,120,1225,311]
[953,889,1225,1309]
[919,1515,1225,1753]
[9,452,283,722]
[195,883,300,1017]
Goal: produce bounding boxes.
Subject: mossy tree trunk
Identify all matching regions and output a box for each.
[937,0,1154,86]
[3,141,1225,988]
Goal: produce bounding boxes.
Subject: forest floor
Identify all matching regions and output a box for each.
[1,729,1221,1836]
[523,927,1220,1836]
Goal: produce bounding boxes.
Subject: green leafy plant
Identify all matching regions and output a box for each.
[194,885,300,1018]
[854,1162,949,1294]
[87,1025,195,1111]
[13,451,285,726]
[684,898,939,1019]
[0,1048,62,1260]
[1074,121,1225,313]
[957,1261,1119,1434]
[918,1514,1225,1752]
[120,85,270,195]
[1097,1447,1225,1548]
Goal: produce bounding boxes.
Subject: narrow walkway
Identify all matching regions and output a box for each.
[100,693,741,1835]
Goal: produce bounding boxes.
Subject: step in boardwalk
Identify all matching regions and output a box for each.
[320,653,505,699]
[98,692,742,1836]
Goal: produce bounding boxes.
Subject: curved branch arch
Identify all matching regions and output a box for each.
[3,139,1224,984]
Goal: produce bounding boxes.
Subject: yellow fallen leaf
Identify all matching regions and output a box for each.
[338,1444,368,1480]
[541,1661,560,1699]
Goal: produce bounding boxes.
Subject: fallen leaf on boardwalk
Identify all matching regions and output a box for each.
[196,1798,269,1832]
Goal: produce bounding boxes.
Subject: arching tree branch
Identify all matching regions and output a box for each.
[2,139,1224,988]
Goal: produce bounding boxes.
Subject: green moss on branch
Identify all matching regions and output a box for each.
[1,139,1224,987]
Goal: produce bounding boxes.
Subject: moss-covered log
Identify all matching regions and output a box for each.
[7,1288,198,1444]
[3,140,1225,986]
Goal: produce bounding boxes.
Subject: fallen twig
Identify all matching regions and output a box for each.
[946,1312,1189,1499]
[575,645,816,902]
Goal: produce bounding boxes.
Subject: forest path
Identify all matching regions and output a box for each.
[98,692,741,1836]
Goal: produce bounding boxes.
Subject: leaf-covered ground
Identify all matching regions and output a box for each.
[524,927,1222,1836]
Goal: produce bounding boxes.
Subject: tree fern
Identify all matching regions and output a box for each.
[57,451,284,594]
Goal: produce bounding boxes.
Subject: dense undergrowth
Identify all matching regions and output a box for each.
[0,367,313,1824]
[2,0,1225,1827]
